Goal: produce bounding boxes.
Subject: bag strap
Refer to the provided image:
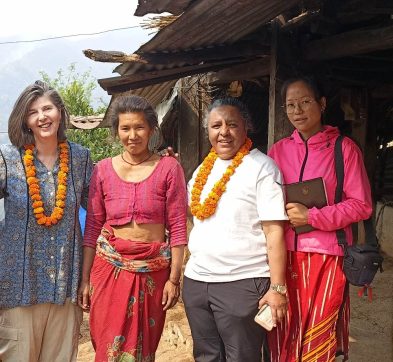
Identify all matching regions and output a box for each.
[334,136,378,248]
[334,136,348,248]
[364,218,379,247]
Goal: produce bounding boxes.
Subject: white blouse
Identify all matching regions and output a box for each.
[185,148,288,283]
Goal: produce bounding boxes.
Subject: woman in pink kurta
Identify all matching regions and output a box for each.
[268,76,372,362]
[78,95,187,362]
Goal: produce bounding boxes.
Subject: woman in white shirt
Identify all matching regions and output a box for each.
[183,97,288,362]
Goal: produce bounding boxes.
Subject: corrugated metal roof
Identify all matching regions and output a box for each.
[123,81,177,106]
[134,0,193,16]
[96,0,301,97]
[138,0,301,53]
[99,81,177,127]
[69,115,104,129]
[102,58,251,94]
[115,0,301,77]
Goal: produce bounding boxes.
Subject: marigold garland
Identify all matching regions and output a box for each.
[23,142,69,227]
[190,138,252,220]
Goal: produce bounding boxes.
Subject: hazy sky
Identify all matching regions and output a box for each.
[0,0,142,39]
[0,1,156,134]
[0,0,153,68]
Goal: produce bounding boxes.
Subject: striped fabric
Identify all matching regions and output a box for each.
[96,225,171,273]
[268,251,349,362]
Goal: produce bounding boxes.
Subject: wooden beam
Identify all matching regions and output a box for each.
[84,42,269,68]
[268,20,279,149]
[268,23,295,148]
[83,49,147,64]
[140,41,270,65]
[280,10,320,31]
[372,84,393,99]
[341,87,369,243]
[207,57,270,84]
[304,24,393,60]
[364,0,393,14]
[99,59,249,94]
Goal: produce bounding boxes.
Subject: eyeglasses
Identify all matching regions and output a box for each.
[282,99,316,114]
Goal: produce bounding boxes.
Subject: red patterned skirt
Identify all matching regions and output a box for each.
[268,251,349,362]
[89,225,170,362]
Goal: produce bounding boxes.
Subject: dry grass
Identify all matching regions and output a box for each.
[140,15,180,31]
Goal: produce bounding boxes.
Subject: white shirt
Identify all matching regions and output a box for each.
[185,148,287,282]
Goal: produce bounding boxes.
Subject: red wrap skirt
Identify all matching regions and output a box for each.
[89,225,170,362]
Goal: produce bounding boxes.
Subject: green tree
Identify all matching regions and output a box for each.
[40,64,122,162]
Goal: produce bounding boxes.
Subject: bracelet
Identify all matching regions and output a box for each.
[168,278,181,286]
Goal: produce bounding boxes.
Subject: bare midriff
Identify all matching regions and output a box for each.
[112,220,166,243]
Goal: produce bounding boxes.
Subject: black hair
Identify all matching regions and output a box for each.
[110,95,158,138]
[281,75,325,103]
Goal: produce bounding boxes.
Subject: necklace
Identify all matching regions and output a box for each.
[121,151,153,166]
[23,142,69,227]
[190,138,252,220]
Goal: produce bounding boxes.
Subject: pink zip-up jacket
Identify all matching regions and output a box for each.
[268,125,372,256]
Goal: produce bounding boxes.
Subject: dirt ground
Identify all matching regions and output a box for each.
[77,254,393,362]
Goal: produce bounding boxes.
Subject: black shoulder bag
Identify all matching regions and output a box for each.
[334,136,383,287]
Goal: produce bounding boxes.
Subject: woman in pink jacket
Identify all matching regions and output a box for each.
[268,75,372,362]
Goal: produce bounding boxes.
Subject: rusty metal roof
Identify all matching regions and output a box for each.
[90,0,302,122]
[114,0,301,80]
[98,81,177,128]
[119,80,177,106]
[138,0,301,53]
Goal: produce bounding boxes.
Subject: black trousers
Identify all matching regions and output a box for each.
[183,276,270,362]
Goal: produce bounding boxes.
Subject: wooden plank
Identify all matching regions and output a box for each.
[342,87,369,243]
[371,84,393,99]
[207,57,271,84]
[141,42,270,65]
[280,10,320,31]
[304,24,393,60]
[99,59,248,94]
[268,25,295,148]
[268,21,294,148]
[83,49,147,63]
[268,20,279,149]
[147,43,270,62]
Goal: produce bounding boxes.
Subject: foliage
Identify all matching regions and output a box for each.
[40,64,121,161]
[65,128,123,163]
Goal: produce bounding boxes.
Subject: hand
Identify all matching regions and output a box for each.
[77,279,91,311]
[160,147,179,159]
[162,280,180,311]
[258,289,287,327]
[286,202,309,227]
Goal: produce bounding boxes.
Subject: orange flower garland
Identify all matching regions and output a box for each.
[23,142,69,227]
[190,137,252,220]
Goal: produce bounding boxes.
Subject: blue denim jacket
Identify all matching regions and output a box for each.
[0,142,93,308]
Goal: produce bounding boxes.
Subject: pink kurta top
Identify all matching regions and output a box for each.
[83,156,187,248]
[268,125,372,256]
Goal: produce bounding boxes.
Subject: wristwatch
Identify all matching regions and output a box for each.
[270,284,287,295]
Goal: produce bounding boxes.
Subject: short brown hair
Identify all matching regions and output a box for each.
[8,80,69,148]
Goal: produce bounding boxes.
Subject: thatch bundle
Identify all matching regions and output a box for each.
[140,15,180,31]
